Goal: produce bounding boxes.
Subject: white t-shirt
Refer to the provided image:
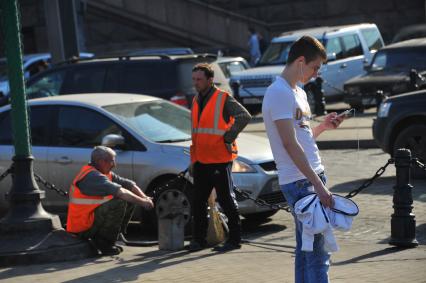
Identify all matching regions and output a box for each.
[262,76,324,185]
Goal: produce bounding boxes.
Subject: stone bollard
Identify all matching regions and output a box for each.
[389,148,418,247]
[156,189,191,250]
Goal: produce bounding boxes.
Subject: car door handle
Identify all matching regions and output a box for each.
[55,156,73,164]
[340,63,347,69]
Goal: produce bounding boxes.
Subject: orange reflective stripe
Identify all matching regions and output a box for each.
[190,89,237,164]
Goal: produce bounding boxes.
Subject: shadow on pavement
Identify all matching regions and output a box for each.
[332,246,407,266]
[377,223,426,245]
[330,176,426,202]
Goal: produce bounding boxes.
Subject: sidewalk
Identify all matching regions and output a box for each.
[1,149,425,283]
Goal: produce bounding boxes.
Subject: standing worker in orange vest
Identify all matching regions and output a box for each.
[66,146,154,256]
[188,63,252,252]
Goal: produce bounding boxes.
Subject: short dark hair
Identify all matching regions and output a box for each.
[287,35,327,64]
[192,63,214,79]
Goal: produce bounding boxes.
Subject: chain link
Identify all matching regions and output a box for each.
[33,173,68,197]
[412,158,426,172]
[345,158,394,198]
[151,169,189,200]
[233,187,291,212]
[0,166,12,183]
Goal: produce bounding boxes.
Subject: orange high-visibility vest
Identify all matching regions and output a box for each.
[190,89,237,164]
[66,165,113,233]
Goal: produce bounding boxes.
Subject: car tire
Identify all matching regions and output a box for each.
[393,124,426,179]
[242,210,279,221]
[141,177,194,230]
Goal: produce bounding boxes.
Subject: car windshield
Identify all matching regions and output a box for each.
[258,41,294,66]
[370,48,426,72]
[104,100,191,143]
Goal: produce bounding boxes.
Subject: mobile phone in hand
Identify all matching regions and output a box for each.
[337,108,355,119]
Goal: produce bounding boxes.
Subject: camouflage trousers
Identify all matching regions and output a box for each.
[78,198,135,247]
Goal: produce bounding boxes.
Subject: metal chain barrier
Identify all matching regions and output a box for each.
[345,158,394,198]
[151,169,189,200]
[33,173,68,197]
[412,158,426,172]
[233,187,291,212]
[0,166,12,183]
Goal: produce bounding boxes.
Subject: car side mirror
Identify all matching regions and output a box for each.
[326,53,336,63]
[102,134,125,148]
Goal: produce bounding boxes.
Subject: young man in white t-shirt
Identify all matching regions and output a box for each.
[262,36,346,283]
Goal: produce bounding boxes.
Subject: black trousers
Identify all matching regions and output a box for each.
[192,161,241,245]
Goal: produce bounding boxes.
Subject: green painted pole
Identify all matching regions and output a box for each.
[1,0,31,157]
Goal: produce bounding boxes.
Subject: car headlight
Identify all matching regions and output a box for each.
[378,101,392,118]
[232,160,256,173]
[346,86,360,95]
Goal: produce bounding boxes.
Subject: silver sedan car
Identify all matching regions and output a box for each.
[0,93,283,222]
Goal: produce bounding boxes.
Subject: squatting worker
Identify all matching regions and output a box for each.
[262,36,347,282]
[66,146,154,256]
[188,63,252,252]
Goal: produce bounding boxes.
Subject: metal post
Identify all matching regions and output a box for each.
[314,77,326,116]
[375,90,385,111]
[389,148,418,248]
[0,0,94,266]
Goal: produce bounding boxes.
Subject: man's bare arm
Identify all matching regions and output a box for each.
[116,188,154,209]
[275,119,333,207]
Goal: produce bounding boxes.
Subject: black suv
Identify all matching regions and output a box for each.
[344,38,426,111]
[373,89,426,178]
[24,54,218,108]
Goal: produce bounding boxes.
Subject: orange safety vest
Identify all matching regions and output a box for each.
[190,89,238,164]
[66,165,113,233]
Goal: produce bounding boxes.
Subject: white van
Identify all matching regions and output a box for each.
[230,23,384,113]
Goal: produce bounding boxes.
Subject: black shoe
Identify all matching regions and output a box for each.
[186,241,206,252]
[212,241,241,252]
[99,245,123,256]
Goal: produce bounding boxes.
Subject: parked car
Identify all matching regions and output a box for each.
[392,24,426,43]
[127,47,194,56]
[344,38,426,111]
[0,52,94,98]
[211,56,250,94]
[373,89,426,178]
[0,93,283,222]
[230,23,384,114]
[23,54,236,109]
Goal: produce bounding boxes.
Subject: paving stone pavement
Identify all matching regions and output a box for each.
[1,148,425,283]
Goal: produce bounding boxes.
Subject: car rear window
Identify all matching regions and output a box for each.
[371,48,426,72]
[120,62,177,97]
[64,67,107,94]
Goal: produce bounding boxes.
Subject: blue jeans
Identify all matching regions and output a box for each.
[280,173,330,283]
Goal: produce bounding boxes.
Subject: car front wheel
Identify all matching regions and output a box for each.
[393,124,426,179]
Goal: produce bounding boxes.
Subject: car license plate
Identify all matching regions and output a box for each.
[243,97,262,105]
